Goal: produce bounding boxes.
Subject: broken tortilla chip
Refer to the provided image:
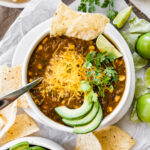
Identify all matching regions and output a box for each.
[75,126,136,150]
[0,65,29,108]
[0,114,39,146]
[50,2,109,40]
[66,13,109,41]
[0,101,17,138]
[94,126,136,150]
[75,133,102,150]
[50,2,81,37]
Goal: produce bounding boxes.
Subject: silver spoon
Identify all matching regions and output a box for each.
[0,78,42,110]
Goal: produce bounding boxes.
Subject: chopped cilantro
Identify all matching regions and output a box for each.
[103,66,118,81]
[78,0,118,21]
[79,81,92,92]
[110,85,114,91]
[82,51,118,97]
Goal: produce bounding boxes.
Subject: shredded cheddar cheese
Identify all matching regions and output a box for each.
[44,47,87,104]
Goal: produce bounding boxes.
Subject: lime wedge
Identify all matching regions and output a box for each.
[113,6,132,29]
[145,67,150,88]
[96,34,122,58]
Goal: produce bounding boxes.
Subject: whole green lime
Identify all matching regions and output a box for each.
[136,32,150,59]
[137,93,150,122]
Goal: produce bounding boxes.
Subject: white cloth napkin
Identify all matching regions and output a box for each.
[0,0,150,149]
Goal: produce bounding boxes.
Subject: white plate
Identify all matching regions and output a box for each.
[1,137,65,150]
[0,0,29,8]
[12,19,135,131]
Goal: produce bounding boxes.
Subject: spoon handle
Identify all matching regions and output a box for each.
[0,78,42,110]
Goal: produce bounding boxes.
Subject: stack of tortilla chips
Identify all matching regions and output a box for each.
[0,65,39,146]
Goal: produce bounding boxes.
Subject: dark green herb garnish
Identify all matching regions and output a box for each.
[78,0,118,21]
[80,51,118,97]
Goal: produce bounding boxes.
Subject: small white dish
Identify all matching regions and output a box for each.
[0,0,29,8]
[12,18,135,133]
[0,137,65,150]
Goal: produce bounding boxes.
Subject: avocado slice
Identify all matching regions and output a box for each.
[73,104,103,134]
[9,141,29,150]
[62,102,99,126]
[55,98,93,119]
[24,146,46,150]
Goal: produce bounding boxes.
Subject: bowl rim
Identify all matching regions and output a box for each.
[22,19,134,133]
[0,137,65,150]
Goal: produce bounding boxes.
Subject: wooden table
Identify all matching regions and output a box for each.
[0,0,74,40]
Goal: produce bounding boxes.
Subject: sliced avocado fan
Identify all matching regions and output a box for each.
[55,98,93,119]
[9,141,29,150]
[62,101,99,127]
[73,103,103,134]
[96,34,122,58]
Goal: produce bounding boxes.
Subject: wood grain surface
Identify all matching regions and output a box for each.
[0,0,75,40]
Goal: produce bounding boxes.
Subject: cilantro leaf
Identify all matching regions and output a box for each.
[78,3,87,12]
[79,81,92,92]
[101,76,111,85]
[86,71,93,77]
[93,77,100,85]
[110,85,114,91]
[95,0,100,6]
[101,0,110,8]
[87,91,98,102]
[86,51,96,62]
[78,0,118,21]
[106,53,116,62]
[88,5,95,13]
[106,9,118,21]
[98,86,105,98]
[83,61,92,69]
[104,66,118,81]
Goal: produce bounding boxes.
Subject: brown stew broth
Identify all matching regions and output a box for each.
[28,35,126,124]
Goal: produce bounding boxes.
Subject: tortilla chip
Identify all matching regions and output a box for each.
[50,2,109,40]
[75,133,102,150]
[0,115,6,130]
[0,114,39,146]
[0,65,29,108]
[66,13,109,40]
[0,102,17,138]
[94,126,136,150]
[50,2,81,37]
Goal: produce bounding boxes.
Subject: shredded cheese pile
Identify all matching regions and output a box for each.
[44,48,87,104]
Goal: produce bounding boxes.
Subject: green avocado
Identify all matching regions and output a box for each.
[62,102,99,126]
[73,104,103,134]
[55,98,93,119]
[24,146,46,150]
[9,141,29,150]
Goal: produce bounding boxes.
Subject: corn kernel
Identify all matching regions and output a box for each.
[119,75,125,82]
[61,100,66,105]
[42,38,48,44]
[107,106,112,112]
[37,64,42,69]
[69,44,75,49]
[115,95,120,102]
[29,78,33,82]
[38,45,43,51]
[89,45,95,51]
[28,72,32,76]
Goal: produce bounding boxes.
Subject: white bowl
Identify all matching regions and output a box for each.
[22,19,135,133]
[0,137,65,150]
